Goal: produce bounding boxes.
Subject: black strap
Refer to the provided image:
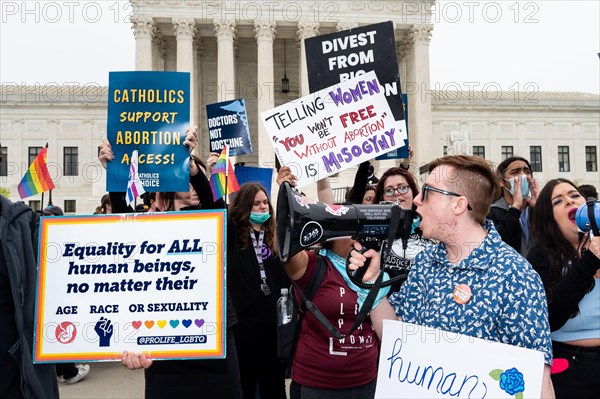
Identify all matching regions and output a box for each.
[285,256,327,366]
[587,199,599,236]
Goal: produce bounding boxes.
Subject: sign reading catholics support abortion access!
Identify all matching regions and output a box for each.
[305,21,408,159]
[206,98,253,156]
[107,71,191,193]
[33,211,226,363]
[260,71,400,188]
[375,320,544,399]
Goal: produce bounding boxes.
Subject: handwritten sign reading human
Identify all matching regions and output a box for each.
[375,320,544,399]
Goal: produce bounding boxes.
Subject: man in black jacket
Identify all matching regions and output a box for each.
[487,156,539,257]
[0,146,59,398]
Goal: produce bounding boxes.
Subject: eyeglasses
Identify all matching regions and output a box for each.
[383,185,410,197]
[421,183,472,210]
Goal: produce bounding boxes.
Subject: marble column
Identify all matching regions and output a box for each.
[214,20,237,102]
[132,16,155,71]
[152,31,166,71]
[193,36,203,142]
[254,20,276,171]
[409,24,433,172]
[173,18,196,126]
[297,22,319,96]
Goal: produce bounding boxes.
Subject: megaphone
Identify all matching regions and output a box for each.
[575,198,600,236]
[276,182,413,263]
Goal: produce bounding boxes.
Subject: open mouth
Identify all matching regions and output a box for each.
[568,208,577,223]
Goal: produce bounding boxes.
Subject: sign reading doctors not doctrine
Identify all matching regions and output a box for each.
[206,98,253,156]
[305,21,408,159]
[107,71,191,193]
[260,71,400,188]
[33,211,226,363]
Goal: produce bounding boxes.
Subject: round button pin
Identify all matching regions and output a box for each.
[453,284,472,304]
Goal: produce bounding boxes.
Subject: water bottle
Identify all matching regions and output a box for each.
[276,288,293,326]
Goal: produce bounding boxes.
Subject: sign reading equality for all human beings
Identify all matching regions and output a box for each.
[375,320,544,399]
[260,71,400,188]
[107,71,191,193]
[206,98,253,156]
[304,21,409,159]
[33,211,226,363]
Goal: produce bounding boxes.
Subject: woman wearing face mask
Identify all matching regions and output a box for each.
[100,128,243,399]
[217,181,289,399]
[528,178,600,399]
[488,156,540,256]
[373,167,434,292]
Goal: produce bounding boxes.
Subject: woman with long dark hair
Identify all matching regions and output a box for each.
[528,178,600,399]
[223,182,288,399]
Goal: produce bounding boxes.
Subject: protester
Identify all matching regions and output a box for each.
[349,155,555,398]
[99,127,242,399]
[487,156,539,256]
[99,194,112,214]
[276,167,381,399]
[40,204,92,385]
[214,180,288,399]
[0,147,59,398]
[528,178,600,399]
[371,167,435,291]
[578,184,598,200]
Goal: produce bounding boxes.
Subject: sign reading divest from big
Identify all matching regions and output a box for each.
[375,320,544,399]
[260,71,399,188]
[305,21,408,158]
[33,211,226,363]
[107,71,191,192]
[206,98,253,156]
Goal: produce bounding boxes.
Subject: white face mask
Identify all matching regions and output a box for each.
[504,175,530,198]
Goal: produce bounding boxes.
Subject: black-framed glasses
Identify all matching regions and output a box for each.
[421,183,472,210]
[383,185,410,196]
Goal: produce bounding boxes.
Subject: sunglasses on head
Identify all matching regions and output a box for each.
[421,183,472,210]
[383,185,410,196]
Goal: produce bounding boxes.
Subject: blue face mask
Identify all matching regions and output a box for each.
[504,175,530,198]
[250,211,271,225]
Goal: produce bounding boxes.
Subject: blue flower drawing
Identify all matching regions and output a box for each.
[489,367,525,398]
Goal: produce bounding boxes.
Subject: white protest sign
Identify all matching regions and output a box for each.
[375,320,544,399]
[260,71,403,188]
[34,211,226,363]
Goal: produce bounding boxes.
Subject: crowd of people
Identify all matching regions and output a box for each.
[1,135,598,399]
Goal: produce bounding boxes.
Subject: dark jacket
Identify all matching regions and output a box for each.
[488,196,533,257]
[0,195,59,399]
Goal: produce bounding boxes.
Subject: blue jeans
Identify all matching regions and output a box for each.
[290,379,376,399]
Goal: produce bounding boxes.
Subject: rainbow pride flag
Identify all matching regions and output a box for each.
[210,145,240,201]
[18,145,55,199]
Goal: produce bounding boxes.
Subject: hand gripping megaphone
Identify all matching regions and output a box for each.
[276,182,413,264]
[575,198,600,236]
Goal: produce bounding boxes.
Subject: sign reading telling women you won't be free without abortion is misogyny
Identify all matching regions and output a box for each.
[260,71,403,188]
[33,211,226,363]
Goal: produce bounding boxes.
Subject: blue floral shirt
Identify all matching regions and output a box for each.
[388,221,553,365]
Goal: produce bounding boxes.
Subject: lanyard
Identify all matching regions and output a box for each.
[250,230,271,296]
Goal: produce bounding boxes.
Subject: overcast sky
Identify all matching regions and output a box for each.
[1,1,599,93]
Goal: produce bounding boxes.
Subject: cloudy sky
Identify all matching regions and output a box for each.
[1,1,599,93]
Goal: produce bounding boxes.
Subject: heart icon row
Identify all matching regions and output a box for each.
[131,319,205,330]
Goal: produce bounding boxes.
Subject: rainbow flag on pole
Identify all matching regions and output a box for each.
[210,145,240,201]
[18,145,55,199]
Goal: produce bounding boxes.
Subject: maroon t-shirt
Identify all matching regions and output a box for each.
[292,251,378,388]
